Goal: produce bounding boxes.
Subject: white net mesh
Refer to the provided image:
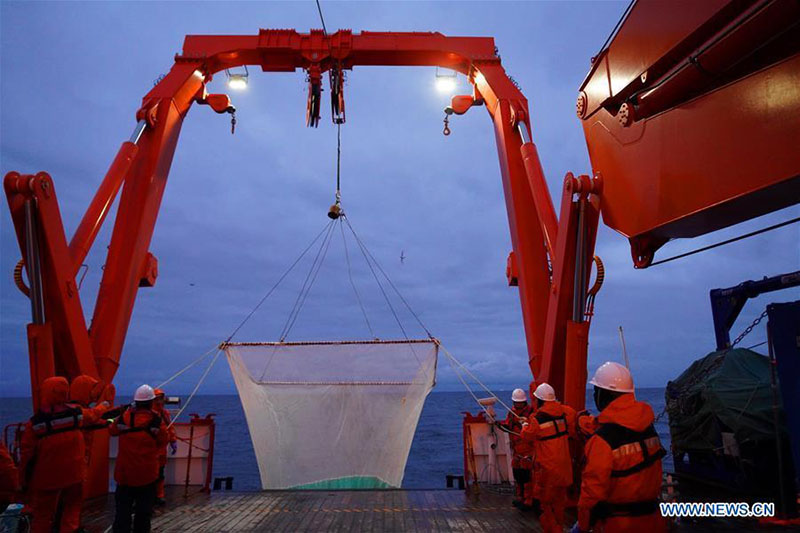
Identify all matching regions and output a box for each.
[224,339,438,489]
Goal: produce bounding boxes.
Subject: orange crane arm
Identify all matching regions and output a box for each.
[5,29,581,410]
[4,8,798,494]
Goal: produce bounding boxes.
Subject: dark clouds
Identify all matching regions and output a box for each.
[1,1,798,398]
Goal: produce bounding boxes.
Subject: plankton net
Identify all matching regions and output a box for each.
[218,212,439,490]
[224,339,437,489]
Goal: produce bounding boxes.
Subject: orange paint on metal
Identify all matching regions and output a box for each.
[579,0,800,265]
[5,17,797,496]
[68,142,138,276]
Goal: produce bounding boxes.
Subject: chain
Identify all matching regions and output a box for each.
[729,310,768,349]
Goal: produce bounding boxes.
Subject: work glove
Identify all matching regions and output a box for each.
[169,441,178,455]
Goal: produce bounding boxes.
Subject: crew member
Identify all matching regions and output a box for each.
[19,376,87,533]
[531,379,584,492]
[496,388,534,509]
[110,384,168,533]
[521,383,573,533]
[69,375,115,466]
[576,410,598,437]
[0,440,19,512]
[152,388,177,505]
[573,362,666,533]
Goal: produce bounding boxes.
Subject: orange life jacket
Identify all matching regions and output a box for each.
[19,377,87,490]
[501,405,534,468]
[578,394,666,531]
[110,408,168,487]
[29,405,83,437]
[153,405,177,463]
[522,401,573,489]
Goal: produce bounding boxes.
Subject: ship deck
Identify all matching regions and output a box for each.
[80,488,546,532]
[76,486,793,532]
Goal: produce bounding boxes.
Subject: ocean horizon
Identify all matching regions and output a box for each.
[0,388,670,490]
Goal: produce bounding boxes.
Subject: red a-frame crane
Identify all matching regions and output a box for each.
[5,0,799,497]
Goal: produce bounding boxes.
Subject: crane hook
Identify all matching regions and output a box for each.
[328,191,342,219]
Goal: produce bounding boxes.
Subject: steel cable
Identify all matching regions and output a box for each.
[343,216,434,339]
[227,219,334,342]
[648,216,799,267]
[340,219,376,338]
[280,219,337,341]
[342,216,413,342]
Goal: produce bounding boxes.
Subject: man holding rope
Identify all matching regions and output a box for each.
[495,388,535,510]
[153,389,178,506]
[110,384,168,533]
[521,383,576,533]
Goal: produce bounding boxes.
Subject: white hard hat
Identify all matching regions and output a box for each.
[134,384,156,402]
[589,362,634,393]
[511,388,527,402]
[533,383,556,402]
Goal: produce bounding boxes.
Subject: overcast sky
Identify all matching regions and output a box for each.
[1,1,798,398]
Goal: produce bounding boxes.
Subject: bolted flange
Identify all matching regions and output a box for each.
[617,102,635,127]
[576,91,588,119]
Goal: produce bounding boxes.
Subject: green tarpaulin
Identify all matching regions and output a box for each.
[666,348,787,453]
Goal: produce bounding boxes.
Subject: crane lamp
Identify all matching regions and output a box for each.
[227,74,248,90]
[435,67,458,94]
[225,66,249,90]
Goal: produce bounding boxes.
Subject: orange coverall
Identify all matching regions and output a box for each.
[153,400,176,499]
[1,441,19,510]
[110,407,168,488]
[499,404,534,504]
[110,405,168,533]
[69,375,114,465]
[578,393,667,533]
[577,410,599,437]
[521,401,574,533]
[559,403,584,496]
[19,377,91,533]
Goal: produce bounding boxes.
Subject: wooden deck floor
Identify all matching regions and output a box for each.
[81,488,545,532]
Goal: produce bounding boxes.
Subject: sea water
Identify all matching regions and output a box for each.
[0,389,669,490]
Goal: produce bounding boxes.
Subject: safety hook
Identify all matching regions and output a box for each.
[442,115,451,136]
[230,110,237,135]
